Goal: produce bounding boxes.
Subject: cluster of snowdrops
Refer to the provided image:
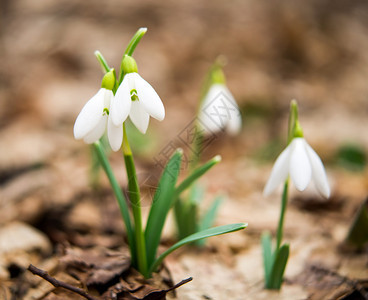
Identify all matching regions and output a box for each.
[73,28,330,289]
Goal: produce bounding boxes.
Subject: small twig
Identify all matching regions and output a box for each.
[27,264,98,300]
[167,277,193,292]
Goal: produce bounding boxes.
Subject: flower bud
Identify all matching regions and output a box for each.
[122,55,138,74]
[101,69,116,90]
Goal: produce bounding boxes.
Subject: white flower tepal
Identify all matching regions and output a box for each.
[110,72,165,135]
[198,84,241,135]
[263,137,330,198]
[74,88,113,144]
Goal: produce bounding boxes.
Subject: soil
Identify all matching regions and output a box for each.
[0,0,367,299]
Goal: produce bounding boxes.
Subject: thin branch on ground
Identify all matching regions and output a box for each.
[27,264,98,300]
[168,277,193,291]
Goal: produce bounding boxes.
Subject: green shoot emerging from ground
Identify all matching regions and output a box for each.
[262,100,330,289]
[174,58,242,246]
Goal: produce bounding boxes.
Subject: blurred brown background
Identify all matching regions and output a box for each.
[1,0,368,164]
[0,1,367,298]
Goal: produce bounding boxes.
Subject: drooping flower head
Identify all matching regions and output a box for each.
[198,59,241,135]
[74,70,116,144]
[109,55,165,148]
[263,109,330,198]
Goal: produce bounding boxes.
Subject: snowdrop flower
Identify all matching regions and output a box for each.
[109,55,165,144]
[198,83,242,135]
[74,70,122,147]
[263,137,330,198]
[74,87,113,144]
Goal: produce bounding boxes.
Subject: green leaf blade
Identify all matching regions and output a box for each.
[149,223,247,275]
[199,196,223,232]
[93,142,136,264]
[268,244,290,290]
[196,196,223,246]
[174,198,198,240]
[261,231,273,287]
[173,155,221,200]
[145,149,183,267]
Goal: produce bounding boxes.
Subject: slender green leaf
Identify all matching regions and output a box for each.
[186,202,198,236]
[93,142,135,264]
[149,223,247,275]
[145,150,183,267]
[268,244,290,289]
[173,155,221,201]
[261,231,273,286]
[174,198,199,240]
[189,183,206,205]
[196,196,223,246]
[174,198,186,239]
[199,196,223,231]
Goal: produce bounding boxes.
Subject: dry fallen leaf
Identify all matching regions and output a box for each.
[60,246,131,288]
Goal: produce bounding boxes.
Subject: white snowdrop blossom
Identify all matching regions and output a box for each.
[74,88,116,144]
[198,84,241,135]
[110,73,165,140]
[263,137,330,198]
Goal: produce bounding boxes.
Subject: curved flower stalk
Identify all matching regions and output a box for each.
[263,137,330,198]
[109,55,165,151]
[261,100,331,290]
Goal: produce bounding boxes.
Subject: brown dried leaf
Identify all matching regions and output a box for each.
[294,264,368,300]
[104,273,192,300]
[60,246,131,287]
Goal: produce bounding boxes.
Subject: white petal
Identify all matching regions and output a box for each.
[129,100,150,134]
[289,138,312,191]
[226,115,242,135]
[198,84,241,134]
[133,73,165,121]
[107,117,123,151]
[263,144,292,196]
[198,89,225,134]
[198,111,222,134]
[305,142,330,198]
[111,75,132,126]
[83,115,107,144]
[74,88,105,139]
[221,86,242,135]
[225,106,242,135]
[103,89,113,109]
[197,106,221,134]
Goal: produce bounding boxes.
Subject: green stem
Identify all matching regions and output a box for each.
[288,100,299,144]
[189,124,204,170]
[118,27,147,85]
[276,100,297,249]
[190,58,226,170]
[94,51,111,74]
[122,123,148,277]
[92,142,136,264]
[276,179,289,251]
[125,27,147,56]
